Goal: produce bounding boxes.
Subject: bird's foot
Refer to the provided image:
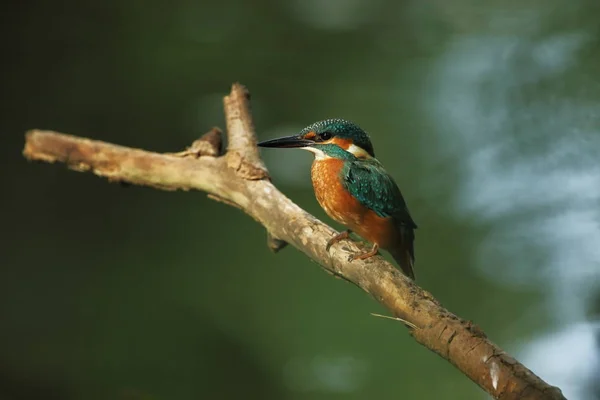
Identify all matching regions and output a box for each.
[326,230,352,252]
[348,244,379,262]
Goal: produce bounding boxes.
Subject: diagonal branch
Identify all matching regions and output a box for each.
[22,83,564,400]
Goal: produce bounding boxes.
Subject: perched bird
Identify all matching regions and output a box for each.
[258,119,417,280]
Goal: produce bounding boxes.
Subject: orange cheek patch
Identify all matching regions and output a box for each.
[330,137,352,149]
[303,131,316,140]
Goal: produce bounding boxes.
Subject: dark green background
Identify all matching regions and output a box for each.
[2,1,599,399]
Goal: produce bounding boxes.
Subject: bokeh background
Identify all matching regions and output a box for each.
[2,1,600,399]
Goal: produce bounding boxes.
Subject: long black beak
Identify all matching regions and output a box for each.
[257,135,313,149]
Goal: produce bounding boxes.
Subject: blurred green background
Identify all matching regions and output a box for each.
[2,1,599,399]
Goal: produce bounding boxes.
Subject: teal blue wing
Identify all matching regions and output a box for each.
[341,160,417,229]
[341,159,417,279]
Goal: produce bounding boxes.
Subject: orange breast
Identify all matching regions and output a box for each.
[311,159,399,249]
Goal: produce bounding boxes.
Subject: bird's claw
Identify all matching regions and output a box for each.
[325,241,334,252]
[326,230,352,252]
[346,244,379,263]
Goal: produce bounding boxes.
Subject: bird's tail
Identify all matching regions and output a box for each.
[389,231,416,280]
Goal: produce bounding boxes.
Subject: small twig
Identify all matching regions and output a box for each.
[167,127,223,158]
[266,233,288,253]
[370,313,418,329]
[223,83,268,180]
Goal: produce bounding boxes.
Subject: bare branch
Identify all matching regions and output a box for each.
[22,84,565,400]
[223,82,268,180]
[168,127,223,158]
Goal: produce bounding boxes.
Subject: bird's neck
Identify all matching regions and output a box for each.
[311,157,345,182]
[311,154,378,172]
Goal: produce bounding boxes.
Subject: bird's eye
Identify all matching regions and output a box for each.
[319,132,332,141]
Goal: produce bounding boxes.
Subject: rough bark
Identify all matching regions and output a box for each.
[22,83,565,400]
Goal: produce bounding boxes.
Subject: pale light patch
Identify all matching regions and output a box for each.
[301,146,332,160]
[489,360,500,390]
[427,29,598,400]
[347,144,371,159]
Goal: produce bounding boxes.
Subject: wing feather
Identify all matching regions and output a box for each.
[341,160,416,229]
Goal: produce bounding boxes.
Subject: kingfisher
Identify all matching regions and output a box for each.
[258,119,417,280]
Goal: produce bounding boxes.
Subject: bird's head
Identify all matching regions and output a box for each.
[258,119,375,160]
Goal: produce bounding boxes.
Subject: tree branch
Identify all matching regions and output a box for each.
[22,83,564,400]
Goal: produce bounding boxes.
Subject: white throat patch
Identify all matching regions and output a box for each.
[301,144,371,160]
[301,146,331,160]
